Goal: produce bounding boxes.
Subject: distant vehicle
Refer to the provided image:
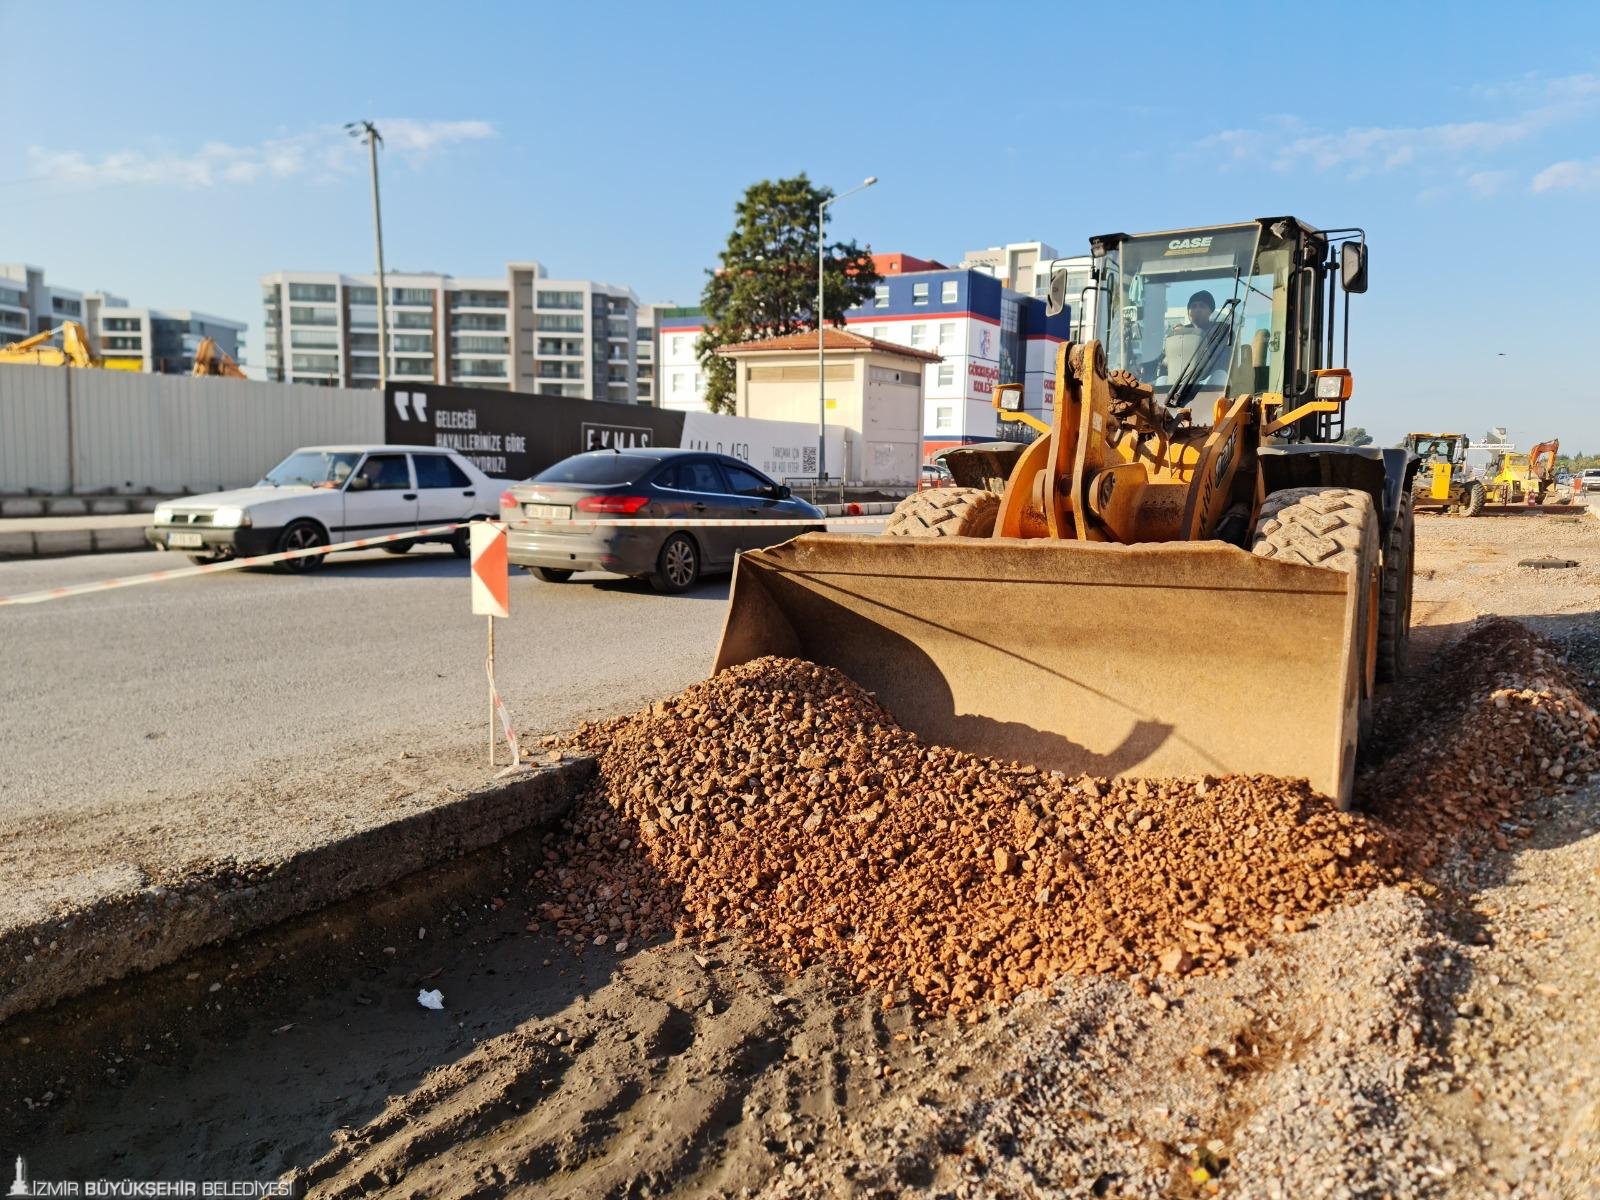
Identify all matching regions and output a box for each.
[1582,468,1600,493]
[145,445,500,570]
[919,461,954,490]
[501,449,825,593]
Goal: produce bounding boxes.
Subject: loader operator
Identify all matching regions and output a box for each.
[1162,289,1233,397]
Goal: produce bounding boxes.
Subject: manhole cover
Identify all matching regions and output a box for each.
[1518,557,1579,569]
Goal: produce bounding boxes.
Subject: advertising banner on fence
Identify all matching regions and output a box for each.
[387,383,853,483]
[679,411,845,483]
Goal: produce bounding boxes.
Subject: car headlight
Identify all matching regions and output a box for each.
[153,505,174,525]
[210,506,251,528]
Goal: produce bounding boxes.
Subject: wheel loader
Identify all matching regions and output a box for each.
[715,218,1418,807]
[1406,432,1484,515]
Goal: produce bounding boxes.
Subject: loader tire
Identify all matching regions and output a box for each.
[883,487,1000,539]
[1252,486,1381,806]
[1463,481,1486,517]
[1377,489,1414,684]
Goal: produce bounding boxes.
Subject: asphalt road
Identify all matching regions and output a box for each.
[0,526,883,913]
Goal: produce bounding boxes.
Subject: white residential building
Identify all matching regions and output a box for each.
[260,263,640,399]
[957,241,1061,296]
[655,307,710,412]
[1,264,246,371]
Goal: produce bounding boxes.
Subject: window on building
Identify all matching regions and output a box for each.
[451,290,508,308]
[937,363,955,387]
[453,358,508,378]
[537,290,584,310]
[290,329,340,349]
[104,317,141,332]
[289,306,338,326]
[395,311,435,329]
[289,283,337,303]
[52,297,82,315]
[346,285,377,304]
[671,371,687,393]
[456,335,510,354]
[290,353,339,372]
[391,287,434,306]
[392,334,433,353]
[0,287,27,308]
[536,313,584,332]
[935,407,954,431]
[349,333,379,351]
[938,322,956,349]
[909,324,927,347]
[104,336,142,351]
[393,357,432,376]
[873,285,889,309]
[350,356,377,375]
[912,283,929,306]
[941,280,958,304]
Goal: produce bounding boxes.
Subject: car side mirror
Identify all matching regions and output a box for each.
[1340,242,1368,294]
[348,475,370,492]
[774,484,791,499]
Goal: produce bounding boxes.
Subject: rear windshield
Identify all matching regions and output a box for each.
[531,454,657,485]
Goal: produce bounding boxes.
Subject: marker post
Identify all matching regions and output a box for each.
[469,522,514,770]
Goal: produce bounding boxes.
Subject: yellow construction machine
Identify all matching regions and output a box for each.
[0,321,98,367]
[1487,440,1560,506]
[1406,432,1484,514]
[715,218,1416,807]
[191,336,247,378]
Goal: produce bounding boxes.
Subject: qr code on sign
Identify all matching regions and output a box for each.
[801,447,818,475]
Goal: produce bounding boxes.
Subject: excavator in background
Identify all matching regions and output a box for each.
[0,321,98,368]
[191,336,247,378]
[1487,440,1562,506]
[1407,432,1484,515]
[716,217,1415,808]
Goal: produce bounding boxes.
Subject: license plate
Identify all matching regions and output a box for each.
[168,531,204,548]
[523,503,570,520]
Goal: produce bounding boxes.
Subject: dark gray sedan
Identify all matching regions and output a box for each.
[500,449,826,593]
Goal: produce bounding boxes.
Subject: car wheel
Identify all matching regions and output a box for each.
[649,533,700,594]
[187,554,226,566]
[275,520,328,573]
[382,541,412,555]
[450,524,475,560]
[535,567,575,583]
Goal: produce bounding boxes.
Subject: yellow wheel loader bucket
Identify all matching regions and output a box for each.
[713,534,1366,805]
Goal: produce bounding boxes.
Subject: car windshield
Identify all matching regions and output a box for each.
[532,454,656,485]
[260,450,361,486]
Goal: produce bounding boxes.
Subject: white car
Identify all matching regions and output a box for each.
[145,445,501,571]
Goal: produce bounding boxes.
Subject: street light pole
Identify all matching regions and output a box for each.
[817,175,877,485]
[346,121,388,393]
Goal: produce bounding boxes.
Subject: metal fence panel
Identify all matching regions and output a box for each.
[0,366,71,492]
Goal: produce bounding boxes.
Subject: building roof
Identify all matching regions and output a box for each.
[714,327,942,364]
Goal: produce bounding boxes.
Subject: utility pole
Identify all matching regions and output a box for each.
[346,121,388,392]
[816,175,876,484]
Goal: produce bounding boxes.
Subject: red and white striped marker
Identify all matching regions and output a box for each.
[469,522,518,769]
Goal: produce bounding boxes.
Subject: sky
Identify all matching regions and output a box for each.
[4,0,1599,453]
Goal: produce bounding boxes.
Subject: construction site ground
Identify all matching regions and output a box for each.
[5,508,1600,1198]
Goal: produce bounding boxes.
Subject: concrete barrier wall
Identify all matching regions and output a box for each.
[0,365,381,494]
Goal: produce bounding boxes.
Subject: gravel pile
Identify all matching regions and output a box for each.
[1359,617,1600,863]
[544,657,1401,1016]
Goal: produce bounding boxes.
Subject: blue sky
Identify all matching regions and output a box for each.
[4,0,1599,452]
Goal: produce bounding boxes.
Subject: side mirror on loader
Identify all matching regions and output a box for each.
[1045,267,1069,317]
[1340,242,1369,293]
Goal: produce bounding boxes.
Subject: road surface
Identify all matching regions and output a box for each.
[0,529,878,916]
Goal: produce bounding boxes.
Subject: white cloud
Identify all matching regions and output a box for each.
[1531,158,1600,192]
[1197,70,1599,178]
[26,119,495,190]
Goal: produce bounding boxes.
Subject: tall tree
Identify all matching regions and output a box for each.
[696,175,880,415]
[1337,426,1373,447]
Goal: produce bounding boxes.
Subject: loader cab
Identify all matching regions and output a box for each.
[1073,218,1367,441]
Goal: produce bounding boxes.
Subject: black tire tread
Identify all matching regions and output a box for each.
[1377,490,1414,683]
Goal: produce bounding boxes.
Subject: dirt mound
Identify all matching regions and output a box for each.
[1360,616,1600,863]
[541,658,1400,1017]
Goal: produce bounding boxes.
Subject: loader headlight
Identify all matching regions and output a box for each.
[1313,369,1352,400]
[997,385,1024,412]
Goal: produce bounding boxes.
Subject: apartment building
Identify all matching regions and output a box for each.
[957,240,1060,296]
[0,264,85,342]
[1,264,246,371]
[843,264,1070,454]
[260,262,639,399]
[655,307,710,412]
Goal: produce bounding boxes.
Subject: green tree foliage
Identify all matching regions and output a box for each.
[1337,426,1373,447]
[696,175,880,415]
